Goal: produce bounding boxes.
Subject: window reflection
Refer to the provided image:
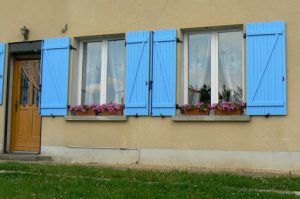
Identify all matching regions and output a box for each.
[107,40,125,104]
[188,33,211,104]
[20,72,30,105]
[218,32,243,102]
[81,42,102,105]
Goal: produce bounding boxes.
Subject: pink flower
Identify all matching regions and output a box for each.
[210,101,246,112]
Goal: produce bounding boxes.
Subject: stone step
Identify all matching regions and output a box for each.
[0,154,52,162]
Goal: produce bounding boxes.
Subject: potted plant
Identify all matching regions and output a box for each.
[180,102,210,115]
[211,101,246,116]
[93,103,124,115]
[68,105,97,116]
[219,85,231,102]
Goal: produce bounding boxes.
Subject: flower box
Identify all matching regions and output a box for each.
[75,110,97,116]
[215,109,242,116]
[182,109,210,115]
[98,109,123,116]
[69,105,97,116]
[69,103,124,116]
[93,103,124,116]
[211,101,246,116]
[180,102,211,116]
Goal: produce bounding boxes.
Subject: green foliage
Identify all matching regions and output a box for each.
[188,84,211,104]
[199,84,211,103]
[219,85,231,102]
[0,162,299,199]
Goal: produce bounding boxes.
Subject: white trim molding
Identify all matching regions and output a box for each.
[41,146,139,164]
[211,32,219,104]
[42,146,300,171]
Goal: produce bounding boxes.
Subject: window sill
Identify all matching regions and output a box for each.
[65,115,127,122]
[171,115,250,122]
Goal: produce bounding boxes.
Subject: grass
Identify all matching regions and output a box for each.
[0,162,300,198]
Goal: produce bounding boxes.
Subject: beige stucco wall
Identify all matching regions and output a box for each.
[1,0,300,154]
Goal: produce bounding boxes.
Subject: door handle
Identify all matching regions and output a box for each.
[15,100,18,112]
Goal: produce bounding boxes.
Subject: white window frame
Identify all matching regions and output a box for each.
[77,37,124,105]
[183,29,244,105]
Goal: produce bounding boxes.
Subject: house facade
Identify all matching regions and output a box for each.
[0,0,300,171]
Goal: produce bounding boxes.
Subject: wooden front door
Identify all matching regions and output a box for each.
[10,59,41,153]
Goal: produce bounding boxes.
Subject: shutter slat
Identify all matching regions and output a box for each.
[151,29,177,116]
[246,21,286,115]
[0,43,5,105]
[40,37,70,116]
[125,31,151,116]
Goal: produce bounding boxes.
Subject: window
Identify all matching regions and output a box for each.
[78,38,125,105]
[184,29,244,105]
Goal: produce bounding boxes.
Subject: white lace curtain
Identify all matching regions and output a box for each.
[107,40,125,104]
[83,42,102,105]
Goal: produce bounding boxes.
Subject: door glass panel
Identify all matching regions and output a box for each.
[188,33,211,104]
[33,87,40,105]
[107,40,125,104]
[33,61,40,105]
[218,31,243,102]
[81,42,102,104]
[20,72,30,105]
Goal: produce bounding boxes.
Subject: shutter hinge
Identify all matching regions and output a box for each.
[149,80,153,90]
[124,42,126,46]
[176,38,182,43]
[265,113,270,118]
[243,33,247,39]
[282,76,285,82]
[70,45,77,51]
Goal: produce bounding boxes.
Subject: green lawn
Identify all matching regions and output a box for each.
[0,162,299,198]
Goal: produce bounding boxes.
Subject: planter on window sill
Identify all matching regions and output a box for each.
[71,111,97,116]
[215,109,242,116]
[182,109,210,115]
[97,110,123,116]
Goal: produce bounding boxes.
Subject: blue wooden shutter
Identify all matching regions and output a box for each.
[40,37,70,116]
[246,21,286,115]
[151,29,177,116]
[0,43,5,105]
[125,31,151,116]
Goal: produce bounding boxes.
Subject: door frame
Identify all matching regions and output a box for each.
[3,41,42,154]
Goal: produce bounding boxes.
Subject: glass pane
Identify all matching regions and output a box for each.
[81,42,102,105]
[218,32,243,102]
[20,71,30,105]
[107,40,125,104]
[33,87,40,105]
[33,61,40,105]
[188,33,211,104]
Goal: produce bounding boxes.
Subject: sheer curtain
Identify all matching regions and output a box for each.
[188,34,211,104]
[82,42,102,105]
[218,32,243,102]
[107,40,125,104]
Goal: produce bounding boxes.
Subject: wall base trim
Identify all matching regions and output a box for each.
[41,146,300,171]
[41,146,140,165]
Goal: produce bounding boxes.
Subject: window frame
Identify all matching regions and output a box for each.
[183,28,245,105]
[77,37,125,105]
